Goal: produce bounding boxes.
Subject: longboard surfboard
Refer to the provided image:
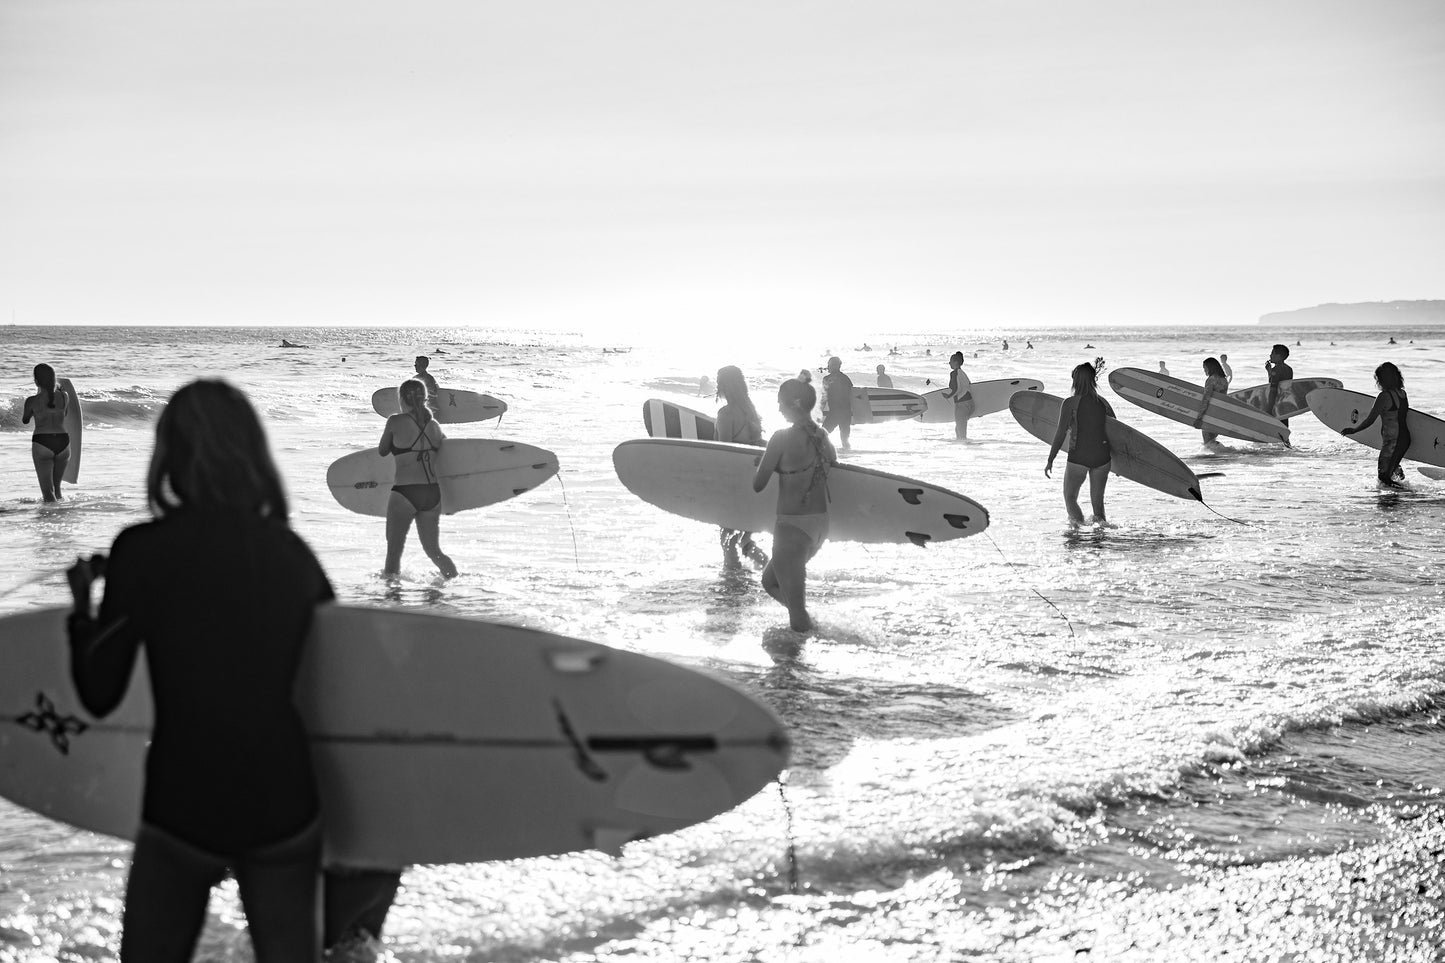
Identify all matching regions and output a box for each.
[613,438,988,546]
[847,387,925,424]
[918,378,1045,423]
[1009,391,1207,502]
[643,399,718,441]
[57,378,82,484]
[326,439,558,517]
[1108,367,1290,445]
[1229,378,1343,420]
[0,606,788,867]
[371,387,507,424]
[1306,387,1445,469]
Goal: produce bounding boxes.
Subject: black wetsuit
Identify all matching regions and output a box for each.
[1066,394,1113,470]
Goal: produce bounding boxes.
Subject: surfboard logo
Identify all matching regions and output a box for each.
[12,692,88,755]
[1155,388,1164,399]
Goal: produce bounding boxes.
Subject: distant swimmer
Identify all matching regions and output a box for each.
[434,348,447,354]
[1002,340,1009,351]
[379,379,458,579]
[22,363,71,503]
[1192,357,1230,444]
[715,366,769,569]
[752,378,837,633]
[1084,343,1095,349]
[412,355,439,404]
[1388,337,1398,344]
[859,343,871,351]
[820,357,854,451]
[1026,340,1034,349]
[1045,362,1115,529]
[944,351,975,441]
[1342,362,1410,487]
[875,364,893,388]
[1158,361,1170,377]
[889,346,899,356]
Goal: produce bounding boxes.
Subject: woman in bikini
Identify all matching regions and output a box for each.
[1045,362,1115,528]
[715,365,769,568]
[752,378,837,632]
[22,363,71,502]
[378,378,458,578]
[1343,362,1411,487]
[1191,356,1230,445]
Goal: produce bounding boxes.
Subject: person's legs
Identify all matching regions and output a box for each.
[1060,463,1087,525]
[50,447,70,500]
[837,414,851,450]
[1379,429,1411,484]
[1087,463,1111,521]
[234,819,322,962]
[770,522,818,631]
[120,824,228,963]
[31,442,58,502]
[384,492,416,573]
[414,508,458,577]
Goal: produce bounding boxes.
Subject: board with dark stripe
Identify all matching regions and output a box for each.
[643,399,717,440]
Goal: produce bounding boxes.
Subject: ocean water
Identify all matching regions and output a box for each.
[2,323,1444,962]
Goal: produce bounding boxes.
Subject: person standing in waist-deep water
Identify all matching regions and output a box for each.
[22,362,71,502]
[1342,362,1411,487]
[715,365,769,568]
[412,355,439,405]
[1045,362,1116,528]
[753,379,837,633]
[820,356,854,451]
[1264,343,1295,424]
[944,351,975,441]
[875,364,893,388]
[1191,356,1231,445]
[64,379,333,960]
[380,379,458,578]
[1219,353,1234,385]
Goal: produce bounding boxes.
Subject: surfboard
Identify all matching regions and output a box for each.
[917,378,1045,423]
[1009,391,1206,502]
[0,605,788,867]
[643,399,717,441]
[326,439,559,517]
[612,439,989,546]
[371,387,507,424]
[1306,387,1445,470]
[1418,466,1445,481]
[57,378,81,484]
[849,387,926,424]
[1108,367,1290,445]
[1228,378,1343,420]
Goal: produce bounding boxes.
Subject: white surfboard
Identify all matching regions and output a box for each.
[1229,378,1343,420]
[371,387,507,424]
[1306,387,1445,469]
[1108,367,1290,445]
[0,606,788,867]
[1009,391,1207,502]
[917,378,1045,423]
[643,399,718,441]
[57,378,82,484]
[326,439,559,517]
[613,439,989,546]
[849,387,926,424]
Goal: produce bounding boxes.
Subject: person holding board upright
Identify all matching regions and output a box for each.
[1045,363,1116,528]
[1342,362,1410,487]
[22,362,71,502]
[944,351,975,441]
[379,378,458,578]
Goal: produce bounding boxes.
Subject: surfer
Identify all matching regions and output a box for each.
[1264,344,1294,423]
[715,366,769,568]
[22,363,71,503]
[943,351,975,441]
[1191,357,1231,445]
[1044,362,1115,528]
[1342,362,1411,487]
[413,355,439,405]
[379,379,458,579]
[1158,361,1170,377]
[753,378,837,633]
[820,356,854,451]
[875,364,893,388]
[63,380,335,958]
[1219,353,1233,385]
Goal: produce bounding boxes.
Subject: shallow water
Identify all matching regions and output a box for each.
[2,323,1444,960]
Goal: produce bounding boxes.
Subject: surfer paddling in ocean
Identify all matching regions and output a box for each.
[22,362,71,503]
[1045,362,1116,529]
[753,378,837,633]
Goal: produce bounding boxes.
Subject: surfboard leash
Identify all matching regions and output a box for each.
[552,472,582,571]
[982,530,1076,638]
[776,773,801,896]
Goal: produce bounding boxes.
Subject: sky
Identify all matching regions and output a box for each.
[1,0,1442,336]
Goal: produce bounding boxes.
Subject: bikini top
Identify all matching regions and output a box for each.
[774,425,832,497]
[385,416,439,483]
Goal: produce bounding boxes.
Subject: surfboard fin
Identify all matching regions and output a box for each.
[588,825,648,856]
[905,532,930,547]
[897,488,924,505]
[942,514,972,529]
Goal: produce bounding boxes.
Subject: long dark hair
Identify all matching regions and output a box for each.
[146,380,289,520]
[33,363,58,408]
[1375,362,1403,391]
[1070,362,1100,401]
[716,365,761,438]
[1203,357,1226,379]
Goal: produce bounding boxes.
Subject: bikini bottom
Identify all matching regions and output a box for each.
[776,513,829,555]
[32,432,69,456]
[392,483,441,512]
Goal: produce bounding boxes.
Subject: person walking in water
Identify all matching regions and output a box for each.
[1191,357,1230,445]
[944,351,975,440]
[1158,361,1171,377]
[1045,362,1116,528]
[1264,343,1294,423]
[379,379,458,578]
[1219,353,1234,385]
[22,363,71,502]
[820,356,854,451]
[875,364,893,388]
[1343,362,1411,487]
[412,355,439,405]
[753,379,837,633]
[715,365,769,568]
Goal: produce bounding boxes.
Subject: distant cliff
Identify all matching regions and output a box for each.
[1259,300,1445,326]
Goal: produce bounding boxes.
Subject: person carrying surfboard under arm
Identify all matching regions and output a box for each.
[413,355,439,407]
[1263,343,1294,425]
[753,378,837,633]
[1044,362,1116,528]
[1191,357,1231,445]
[1342,362,1411,487]
[380,378,458,579]
[22,362,71,503]
[715,365,769,569]
[63,379,336,960]
[820,356,854,451]
[943,351,975,440]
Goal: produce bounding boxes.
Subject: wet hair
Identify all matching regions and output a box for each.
[1203,357,1226,379]
[1272,344,1290,359]
[414,355,430,369]
[33,363,58,408]
[797,368,813,383]
[146,380,289,520]
[398,378,435,418]
[949,351,964,365]
[1375,362,1403,391]
[1070,362,1100,400]
[777,378,817,424]
[716,365,760,436]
